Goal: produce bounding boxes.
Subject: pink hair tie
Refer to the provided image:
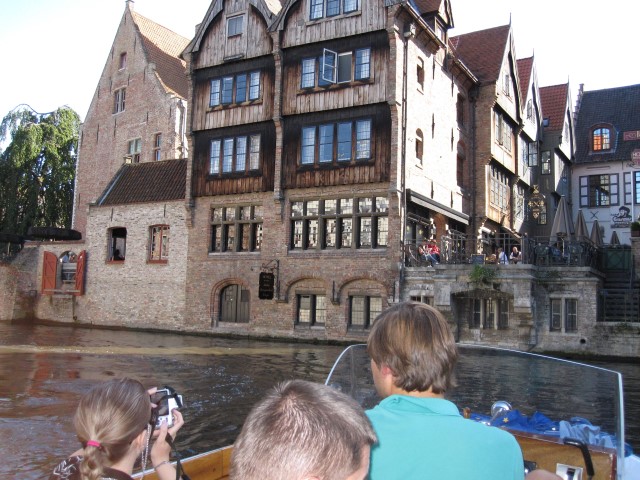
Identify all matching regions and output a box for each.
[86,440,101,448]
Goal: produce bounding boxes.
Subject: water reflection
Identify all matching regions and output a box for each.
[1,322,638,479]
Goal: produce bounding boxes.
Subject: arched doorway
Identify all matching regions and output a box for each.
[220,284,250,323]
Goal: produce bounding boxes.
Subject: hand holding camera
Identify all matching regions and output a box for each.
[150,387,184,429]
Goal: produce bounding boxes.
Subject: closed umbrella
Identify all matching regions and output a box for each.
[610,230,620,246]
[549,196,574,242]
[590,220,604,247]
[574,210,590,242]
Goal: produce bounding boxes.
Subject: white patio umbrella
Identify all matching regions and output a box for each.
[574,210,590,242]
[609,230,620,246]
[590,220,604,247]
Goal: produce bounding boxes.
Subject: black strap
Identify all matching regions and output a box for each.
[165,433,190,480]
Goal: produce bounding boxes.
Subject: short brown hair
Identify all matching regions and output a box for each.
[367,301,457,394]
[230,380,376,480]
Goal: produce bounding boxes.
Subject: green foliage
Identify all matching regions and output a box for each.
[0,105,79,236]
[631,221,640,231]
[469,264,497,285]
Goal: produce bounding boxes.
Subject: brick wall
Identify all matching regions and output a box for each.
[73,8,184,235]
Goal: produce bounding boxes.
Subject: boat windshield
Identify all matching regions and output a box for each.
[325,344,625,476]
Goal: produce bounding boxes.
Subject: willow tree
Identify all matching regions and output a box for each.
[0,105,80,236]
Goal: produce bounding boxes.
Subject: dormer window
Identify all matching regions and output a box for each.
[227,15,244,37]
[309,0,359,20]
[119,52,127,70]
[592,127,611,151]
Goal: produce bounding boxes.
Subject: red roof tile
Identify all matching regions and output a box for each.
[540,83,569,132]
[517,56,533,100]
[132,11,190,99]
[450,25,510,84]
[98,159,187,206]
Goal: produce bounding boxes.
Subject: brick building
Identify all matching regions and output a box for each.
[72,1,191,236]
[3,0,638,357]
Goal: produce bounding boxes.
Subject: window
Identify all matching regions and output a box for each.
[304,48,370,87]
[119,52,127,70]
[524,140,538,166]
[291,196,388,250]
[490,165,509,211]
[113,88,126,114]
[415,129,423,164]
[299,118,371,165]
[633,172,640,204]
[153,133,162,161]
[149,225,169,262]
[210,71,261,107]
[128,138,141,163]
[210,135,261,175]
[108,228,126,262]
[494,112,512,151]
[470,299,509,330]
[541,151,551,174]
[227,15,244,37]
[550,298,577,332]
[409,295,433,305]
[349,295,382,329]
[309,0,358,20]
[296,294,326,326]
[526,99,532,119]
[579,174,618,207]
[502,72,511,96]
[592,127,611,151]
[417,58,424,90]
[456,95,465,126]
[210,205,263,253]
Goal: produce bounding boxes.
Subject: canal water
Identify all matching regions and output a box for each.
[1,322,638,479]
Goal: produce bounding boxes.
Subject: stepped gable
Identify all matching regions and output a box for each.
[98,159,187,206]
[540,83,568,132]
[132,11,190,99]
[516,56,533,99]
[575,84,640,164]
[449,25,510,84]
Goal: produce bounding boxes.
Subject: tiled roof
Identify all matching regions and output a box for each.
[517,56,533,100]
[540,83,568,132]
[132,11,190,99]
[449,25,510,84]
[575,84,640,164]
[98,159,187,205]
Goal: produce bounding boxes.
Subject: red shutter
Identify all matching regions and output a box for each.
[42,251,57,294]
[74,250,86,296]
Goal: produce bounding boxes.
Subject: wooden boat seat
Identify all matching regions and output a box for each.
[134,445,232,480]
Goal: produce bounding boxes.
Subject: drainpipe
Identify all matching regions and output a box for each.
[469,85,479,240]
[399,23,415,300]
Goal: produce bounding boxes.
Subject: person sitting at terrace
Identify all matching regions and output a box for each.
[50,378,184,480]
[498,247,509,264]
[366,302,561,480]
[230,379,376,480]
[424,239,440,266]
[510,246,522,264]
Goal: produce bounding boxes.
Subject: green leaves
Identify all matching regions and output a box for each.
[0,105,79,236]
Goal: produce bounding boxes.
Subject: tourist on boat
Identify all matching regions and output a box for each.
[49,378,184,480]
[366,302,539,479]
[230,379,376,480]
[365,302,561,480]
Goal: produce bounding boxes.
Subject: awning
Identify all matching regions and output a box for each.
[408,189,469,225]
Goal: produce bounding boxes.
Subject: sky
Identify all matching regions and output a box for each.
[0,0,638,123]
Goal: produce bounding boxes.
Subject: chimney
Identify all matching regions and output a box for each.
[126,0,135,11]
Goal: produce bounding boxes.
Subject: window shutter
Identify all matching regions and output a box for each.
[74,250,87,296]
[42,251,58,295]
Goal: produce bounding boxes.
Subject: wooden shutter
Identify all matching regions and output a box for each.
[42,251,58,294]
[74,250,87,296]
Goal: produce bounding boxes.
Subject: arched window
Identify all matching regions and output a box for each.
[220,284,250,323]
[592,127,611,151]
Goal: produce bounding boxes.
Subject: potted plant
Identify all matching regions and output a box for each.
[631,221,640,238]
[468,264,497,286]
